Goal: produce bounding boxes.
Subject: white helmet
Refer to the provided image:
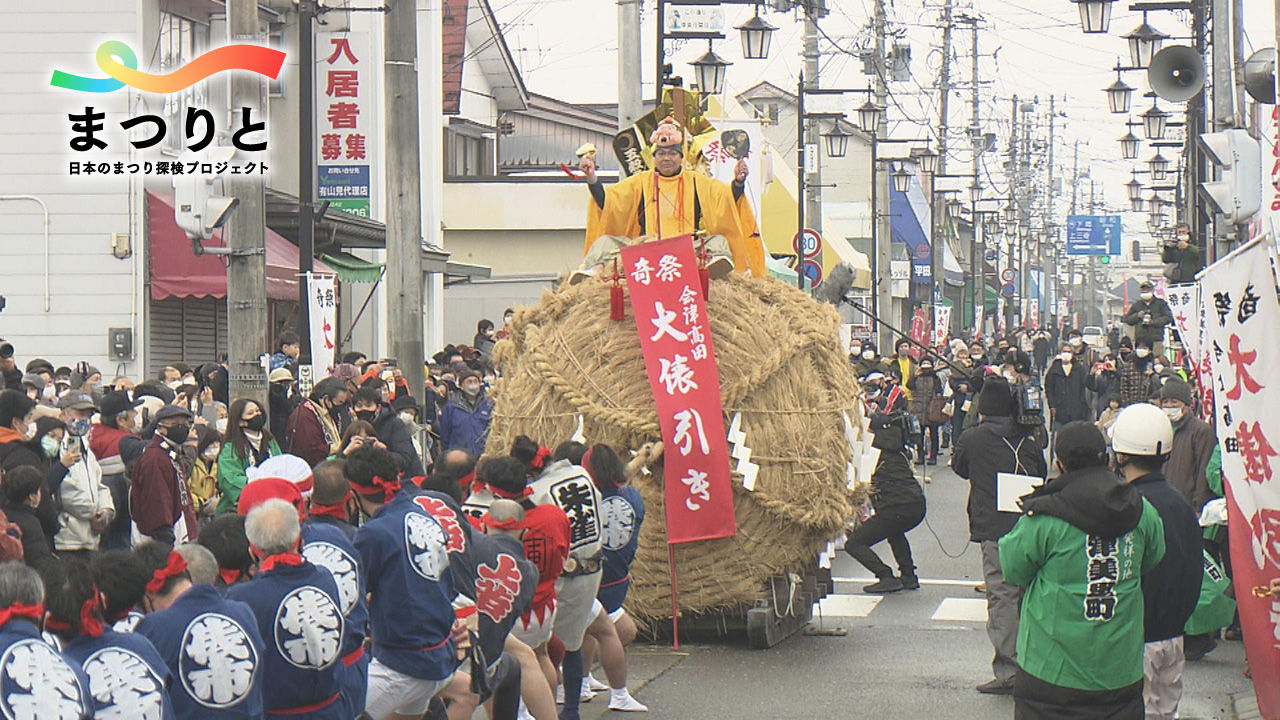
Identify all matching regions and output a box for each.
[1109,403,1174,456]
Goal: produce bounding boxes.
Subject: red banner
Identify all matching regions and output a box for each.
[620,235,736,544]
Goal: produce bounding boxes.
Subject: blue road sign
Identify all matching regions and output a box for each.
[1065,215,1122,256]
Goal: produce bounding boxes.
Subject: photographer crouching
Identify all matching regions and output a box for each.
[845,372,926,595]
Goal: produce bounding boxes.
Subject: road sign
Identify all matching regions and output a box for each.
[801,260,823,286]
[793,229,822,258]
[1065,215,1122,256]
[1001,283,1015,298]
[1000,268,1015,283]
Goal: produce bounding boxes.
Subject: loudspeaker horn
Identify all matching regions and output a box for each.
[1148,45,1205,102]
[1244,48,1276,104]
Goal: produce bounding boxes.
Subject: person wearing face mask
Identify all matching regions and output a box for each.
[131,405,200,545]
[1108,405,1202,720]
[1119,340,1157,407]
[439,370,494,458]
[1122,281,1173,355]
[188,425,222,518]
[1064,329,1096,367]
[89,391,146,551]
[1085,353,1121,418]
[1044,343,1091,432]
[47,392,113,562]
[1161,223,1204,284]
[998,421,1165,718]
[268,367,299,442]
[907,360,945,466]
[495,308,516,341]
[0,391,59,538]
[351,387,423,477]
[852,342,884,378]
[474,319,498,359]
[285,378,350,467]
[216,398,282,514]
[1156,380,1215,514]
[69,362,104,405]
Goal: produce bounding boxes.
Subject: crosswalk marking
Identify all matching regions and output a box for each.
[930,598,988,623]
[814,594,882,618]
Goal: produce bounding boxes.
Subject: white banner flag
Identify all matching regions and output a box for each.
[934,305,952,346]
[306,272,338,373]
[1166,283,1200,361]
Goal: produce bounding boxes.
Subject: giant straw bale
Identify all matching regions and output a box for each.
[489,271,866,625]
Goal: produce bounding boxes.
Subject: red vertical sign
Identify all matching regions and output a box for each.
[620,235,736,544]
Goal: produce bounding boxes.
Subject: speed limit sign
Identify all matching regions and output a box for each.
[1001,268,1016,283]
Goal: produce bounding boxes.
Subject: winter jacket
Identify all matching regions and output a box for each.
[1117,357,1156,407]
[47,439,113,551]
[188,459,218,514]
[284,400,339,468]
[0,431,59,545]
[953,417,1047,542]
[130,435,198,545]
[369,405,424,477]
[1130,472,1202,642]
[215,435,281,514]
[1122,297,1173,348]
[3,503,51,567]
[999,465,1165,692]
[887,355,916,396]
[906,372,941,423]
[268,383,298,442]
[1085,367,1120,412]
[474,332,497,358]
[1095,407,1121,436]
[1044,358,1091,425]
[88,423,144,548]
[851,356,887,379]
[438,390,494,457]
[1161,241,1204,284]
[868,413,924,512]
[1164,413,1216,512]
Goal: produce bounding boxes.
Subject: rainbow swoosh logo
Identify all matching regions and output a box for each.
[51,40,286,93]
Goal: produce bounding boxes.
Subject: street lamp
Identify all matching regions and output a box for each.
[690,43,730,96]
[1125,173,1143,202]
[1140,102,1169,140]
[914,144,939,175]
[891,163,912,193]
[1119,127,1141,159]
[735,11,776,61]
[822,122,850,158]
[857,98,883,137]
[1122,14,1167,69]
[1072,0,1116,34]
[1147,151,1169,181]
[1105,65,1134,114]
[968,182,982,204]
[1130,196,1145,212]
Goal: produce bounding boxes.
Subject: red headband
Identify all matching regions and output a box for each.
[484,513,524,531]
[490,484,532,500]
[0,602,44,628]
[145,551,189,594]
[351,474,401,503]
[44,592,103,638]
[308,491,352,523]
[529,446,551,473]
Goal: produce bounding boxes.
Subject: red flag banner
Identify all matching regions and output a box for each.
[620,235,736,544]
[1200,239,1280,719]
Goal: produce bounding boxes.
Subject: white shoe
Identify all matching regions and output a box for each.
[581,683,597,703]
[555,684,564,704]
[608,689,649,712]
[587,674,610,692]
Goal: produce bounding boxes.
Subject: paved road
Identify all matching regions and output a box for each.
[577,452,1253,720]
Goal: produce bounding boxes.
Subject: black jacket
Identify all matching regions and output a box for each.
[1122,297,1173,348]
[1085,367,1120,411]
[0,441,59,547]
[1020,465,1144,538]
[371,404,424,477]
[1131,472,1202,642]
[868,413,925,512]
[3,503,51,568]
[1044,359,1091,424]
[953,417,1048,542]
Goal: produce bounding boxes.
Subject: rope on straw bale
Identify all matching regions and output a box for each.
[489,271,869,627]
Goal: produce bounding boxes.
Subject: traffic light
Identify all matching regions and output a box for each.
[1100,255,1111,264]
[1132,239,1142,262]
[172,148,239,241]
[1198,129,1261,224]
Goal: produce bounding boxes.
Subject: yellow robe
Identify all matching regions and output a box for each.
[585,169,765,277]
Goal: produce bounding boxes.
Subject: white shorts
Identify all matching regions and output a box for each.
[363,658,451,720]
[512,602,556,649]
[608,606,627,623]
[553,571,603,652]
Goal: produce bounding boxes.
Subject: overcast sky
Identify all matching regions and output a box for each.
[494,0,1274,233]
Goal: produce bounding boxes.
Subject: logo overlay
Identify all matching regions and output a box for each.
[51,40,285,93]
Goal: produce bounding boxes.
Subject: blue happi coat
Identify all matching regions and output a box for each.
[135,583,265,720]
[598,484,645,613]
[355,488,458,681]
[227,559,346,719]
[0,618,92,720]
[62,629,175,720]
[302,518,370,715]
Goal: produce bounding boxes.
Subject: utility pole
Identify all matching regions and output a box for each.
[931,0,952,337]
[1070,139,1080,327]
[802,7,821,235]
[1005,95,1017,333]
[617,0,643,128]
[1043,95,1056,331]
[226,0,269,408]
[1209,0,1234,260]
[874,0,892,352]
[966,14,979,331]
[297,0,316,391]
[385,0,426,402]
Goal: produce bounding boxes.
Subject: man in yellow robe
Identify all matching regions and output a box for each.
[579,117,765,277]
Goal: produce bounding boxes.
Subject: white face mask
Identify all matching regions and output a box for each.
[1141,292,1154,301]
[1069,338,1083,347]
[1135,349,1151,358]
[1059,353,1073,364]
[202,444,221,461]
[399,411,416,425]
[862,350,875,360]
[1163,406,1184,422]
[215,418,228,434]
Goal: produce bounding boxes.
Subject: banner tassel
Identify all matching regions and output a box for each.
[668,544,681,651]
[610,258,625,321]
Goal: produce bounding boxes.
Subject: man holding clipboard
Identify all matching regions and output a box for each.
[952,376,1048,696]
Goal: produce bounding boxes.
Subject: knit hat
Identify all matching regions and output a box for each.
[977,377,1016,417]
[1054,421,1109,468]
[1160,378,1193,406]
